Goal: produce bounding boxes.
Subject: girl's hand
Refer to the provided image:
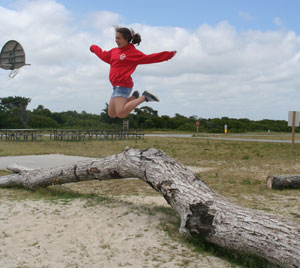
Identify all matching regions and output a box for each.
[90,45,96,53]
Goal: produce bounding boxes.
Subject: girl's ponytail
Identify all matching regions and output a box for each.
[131,30,141,46]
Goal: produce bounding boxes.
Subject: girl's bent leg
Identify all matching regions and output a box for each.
[113,96,146,118]
[122,96,146,116]
[108,98,117,118]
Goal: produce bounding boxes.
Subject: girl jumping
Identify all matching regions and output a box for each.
[90,27,176,118]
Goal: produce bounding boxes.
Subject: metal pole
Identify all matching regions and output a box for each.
[292,111,295,155]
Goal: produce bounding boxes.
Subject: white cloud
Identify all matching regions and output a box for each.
[238,11,254,22]
[89,11,121,31]
[273,17,283,27]
[0,1,300,120]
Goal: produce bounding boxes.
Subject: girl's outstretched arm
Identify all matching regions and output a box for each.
[90,45,112,64]
[130,50,177,65]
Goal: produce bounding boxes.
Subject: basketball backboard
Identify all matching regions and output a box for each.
[0,40,31,78]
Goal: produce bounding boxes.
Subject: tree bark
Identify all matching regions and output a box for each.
[1,147,299,268]
[267,174,300,189]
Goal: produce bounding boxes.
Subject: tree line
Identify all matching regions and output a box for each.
[0,96,295,133]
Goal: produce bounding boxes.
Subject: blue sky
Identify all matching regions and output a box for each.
[0,0,300,120]
[2,0,299,32]
[41,0,300,32]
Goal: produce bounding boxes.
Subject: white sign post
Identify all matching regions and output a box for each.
[123,120,129,130]
[288,111,300,154]
[196,121,199,136]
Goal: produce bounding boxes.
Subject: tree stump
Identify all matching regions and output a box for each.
[267,174,300,189]
[1,147,299,268]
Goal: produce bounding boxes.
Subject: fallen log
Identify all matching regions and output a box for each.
[267,174,300,189]
[1,147,300,268]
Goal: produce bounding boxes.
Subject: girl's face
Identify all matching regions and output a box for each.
[115,32,129,48]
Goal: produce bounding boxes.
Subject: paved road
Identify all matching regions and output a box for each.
[195,136,299,143]
[0,154,94,170]
[145,134,299,143]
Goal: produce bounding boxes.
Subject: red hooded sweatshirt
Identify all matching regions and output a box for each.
[90,43,175,88]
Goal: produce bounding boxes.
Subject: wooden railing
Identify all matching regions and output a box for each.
[0,129,42,141]
[0,129,144,142]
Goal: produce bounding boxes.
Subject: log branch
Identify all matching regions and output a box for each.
[267,174,300,189]
[1,147,299,268]
[7,164,37,173]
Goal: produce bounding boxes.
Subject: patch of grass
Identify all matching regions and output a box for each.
[0,170,12,176]
[32,186,105,200]
[255,152,264,158]
[1,231,10,238]
[0,185,109,203]
[184,236,275,268]
[100,243,111,250]
[241,179,261,186]
[153,206,176,217]
[290,212,300,219]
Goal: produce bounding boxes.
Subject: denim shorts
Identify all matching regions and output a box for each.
[111,86,132,98]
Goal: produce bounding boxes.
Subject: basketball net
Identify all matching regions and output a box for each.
[8,69,20,79]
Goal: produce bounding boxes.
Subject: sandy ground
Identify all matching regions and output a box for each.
[0,196,237,268]
[0,154,251,268]
[0,154,233,267]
